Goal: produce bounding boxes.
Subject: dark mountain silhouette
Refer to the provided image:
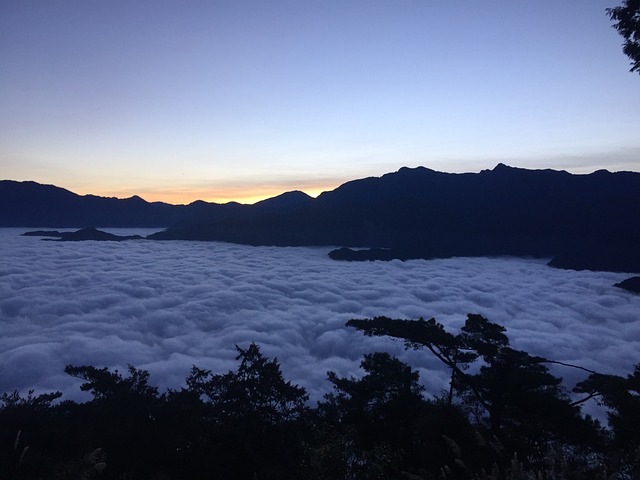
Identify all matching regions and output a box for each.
[3,164,640,272]
[0,180,240,228]
[148,164,640,272]
[252,190,314,211]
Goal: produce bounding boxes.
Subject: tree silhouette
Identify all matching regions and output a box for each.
[64,364,159,400]
[321,352,425,447]
[186,343,308,423]
[607,0,640,73]
[346,315,504,416]
[316,353,433,477]
[2,336,638,478]
[0,390,63,479]
[574,363,640,475]
[184,343,309,479]
[346,314,591,443]
[63,364,163,478]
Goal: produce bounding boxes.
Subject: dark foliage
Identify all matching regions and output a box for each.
[608,0,640,74]
[0,390,63,479]
[346,315,607,467]
[0,318,637,479]
[574,364,640,476]
[62,365,165,478]
[319,353,426,465]
[179,343,310,479]
[186,343,308,424]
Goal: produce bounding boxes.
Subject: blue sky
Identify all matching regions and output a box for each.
[1,0,639,203]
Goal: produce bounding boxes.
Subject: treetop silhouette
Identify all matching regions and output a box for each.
[608,0,640,74]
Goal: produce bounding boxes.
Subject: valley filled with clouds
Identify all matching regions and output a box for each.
[1,228,638,415]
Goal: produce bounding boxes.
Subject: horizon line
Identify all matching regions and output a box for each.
[4,162,640,205]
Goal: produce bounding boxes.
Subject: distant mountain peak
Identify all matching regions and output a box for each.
[493,162,512,171]
[188,199,212,206]
[253,190,313,208]
[125,195,147,203]
[396,166,434,174]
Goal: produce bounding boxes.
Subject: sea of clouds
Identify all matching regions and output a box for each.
[1,228,638,417]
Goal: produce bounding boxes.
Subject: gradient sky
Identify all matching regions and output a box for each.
[1,1,639,204]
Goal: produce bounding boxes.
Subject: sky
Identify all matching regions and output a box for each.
[1,1,639,204]
[1,229,639,418]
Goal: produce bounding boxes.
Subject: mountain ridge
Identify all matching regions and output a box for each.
[2,165,640,272]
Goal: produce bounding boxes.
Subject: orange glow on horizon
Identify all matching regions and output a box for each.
[81,182,340,206]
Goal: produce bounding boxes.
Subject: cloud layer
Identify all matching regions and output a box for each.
[1,229,638,416]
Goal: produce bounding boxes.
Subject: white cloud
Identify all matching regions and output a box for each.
[1,228,638,419]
